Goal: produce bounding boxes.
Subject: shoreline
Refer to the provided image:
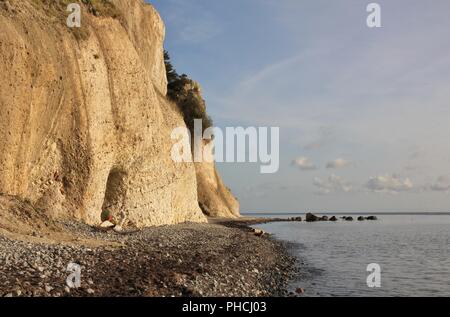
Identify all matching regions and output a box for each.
[0,217,298,297]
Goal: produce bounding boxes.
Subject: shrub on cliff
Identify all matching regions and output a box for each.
[164,51,213,132]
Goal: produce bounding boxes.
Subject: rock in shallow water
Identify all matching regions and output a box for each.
[306,213,320,222]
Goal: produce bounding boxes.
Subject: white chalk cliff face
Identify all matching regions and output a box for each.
[0,0,239,227]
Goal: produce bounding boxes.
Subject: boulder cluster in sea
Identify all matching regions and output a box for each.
[291,213,379,223]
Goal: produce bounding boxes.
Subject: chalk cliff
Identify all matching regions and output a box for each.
[0,0,239,227]
[196,160,240,218]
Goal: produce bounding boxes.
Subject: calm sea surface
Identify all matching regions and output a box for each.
[253,214,450,297]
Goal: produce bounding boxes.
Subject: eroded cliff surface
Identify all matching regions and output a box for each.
[0,0,206,227]
[0,0,239,228]
[196,160,240,219]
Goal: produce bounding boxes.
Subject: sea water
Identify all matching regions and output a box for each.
[254,214,450,297]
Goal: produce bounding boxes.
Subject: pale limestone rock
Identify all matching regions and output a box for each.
[0,0,238,227]
[196,159,240,218]
[100,221,115,228]
[0,0,206,227]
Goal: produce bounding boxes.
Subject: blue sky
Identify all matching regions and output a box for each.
[150,0,450,213]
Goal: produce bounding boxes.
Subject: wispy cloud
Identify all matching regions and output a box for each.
[239,53,307,89]
[291,157,317,171]
[314,174,352,195]
[326,158,351,169]
[429,175,450,192]
[365,174,413,194]
[157,0,222,44]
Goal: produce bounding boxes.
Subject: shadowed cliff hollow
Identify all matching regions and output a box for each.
[0,0,239,228]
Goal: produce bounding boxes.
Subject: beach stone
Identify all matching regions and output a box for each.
[329,216,338,221]
[358,216,365,221]
[296,288,305,294]
[113,225,123,233]
[100,221,115,228]
[0,215,296,297]
[366,216,378,221]
[345,217,354,221]
[253,229,265,237]
[321,216,329,221]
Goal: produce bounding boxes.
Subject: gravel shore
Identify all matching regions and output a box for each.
[0,219,298,297]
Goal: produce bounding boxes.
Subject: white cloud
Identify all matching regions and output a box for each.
[292,157,317,171]
[430,175,450,192]
[326,158,351,169]
[365,174,413,193]
[313,174,352,195]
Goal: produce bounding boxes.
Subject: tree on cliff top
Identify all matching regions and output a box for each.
[164,51,213,132]
[164,51,179,86]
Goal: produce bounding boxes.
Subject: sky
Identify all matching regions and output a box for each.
[150,0,450,213]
